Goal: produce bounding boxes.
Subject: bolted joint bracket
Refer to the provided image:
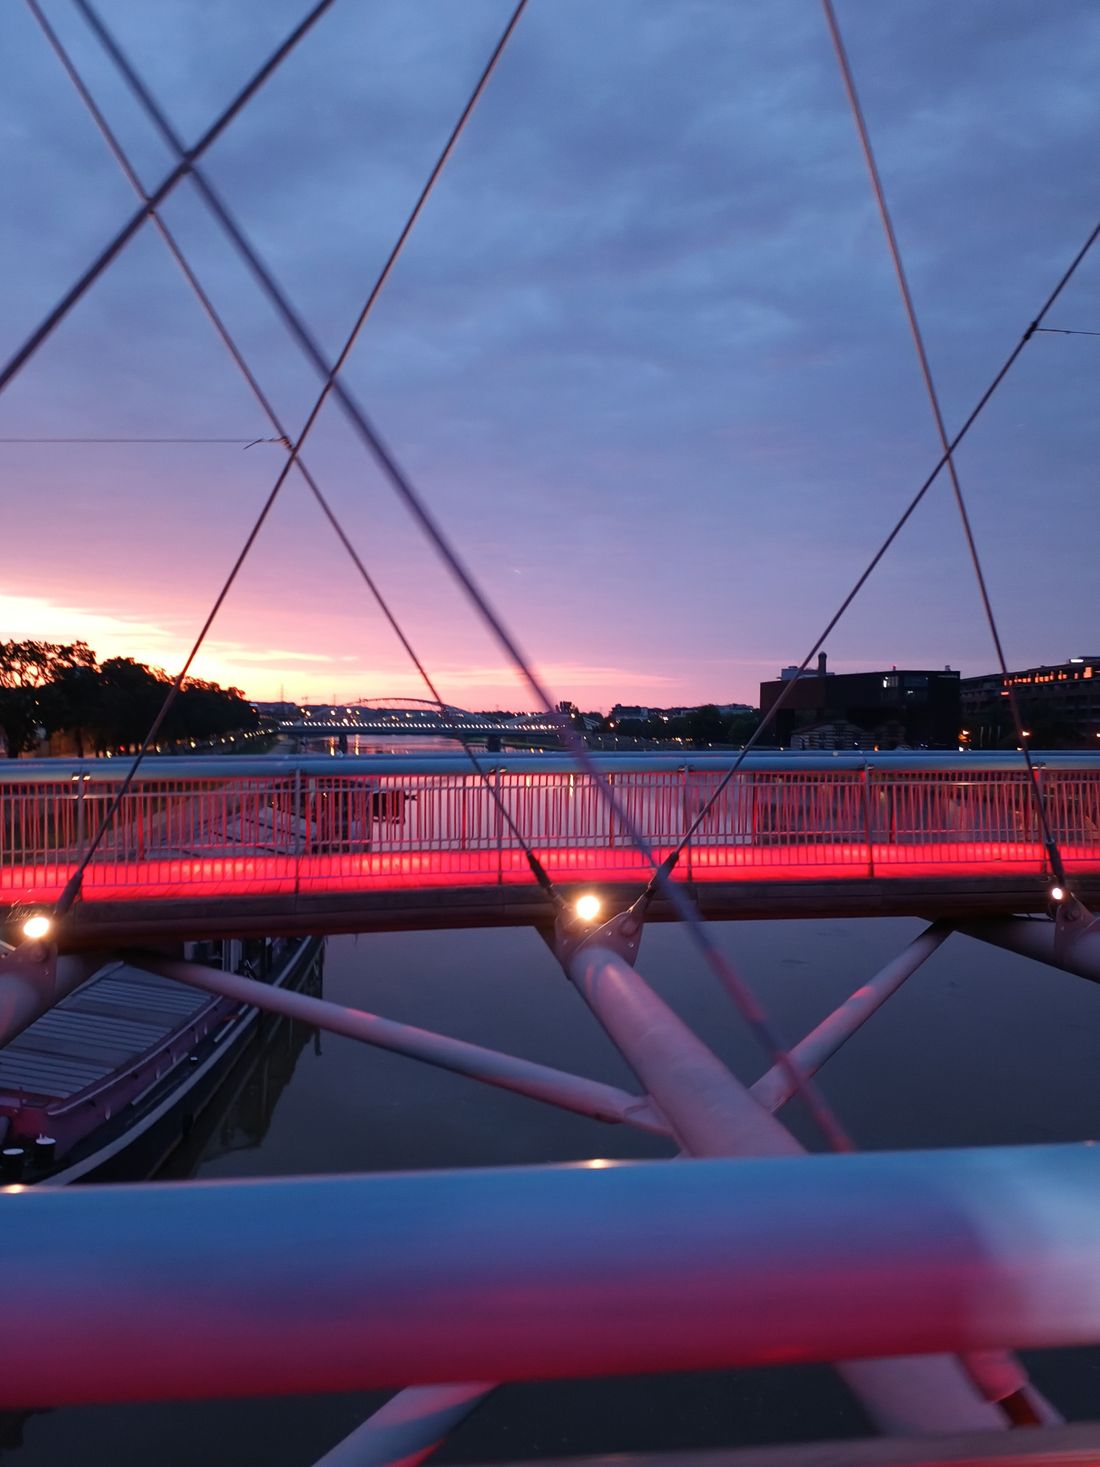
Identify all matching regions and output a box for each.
[1053,891,1100,965]
[553,898,645,971]
[1,936,57,983]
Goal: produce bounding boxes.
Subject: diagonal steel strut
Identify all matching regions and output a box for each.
[127,951,671,1137]
[750,923,949,1113]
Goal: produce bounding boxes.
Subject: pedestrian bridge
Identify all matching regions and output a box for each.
[3,752,1099,946]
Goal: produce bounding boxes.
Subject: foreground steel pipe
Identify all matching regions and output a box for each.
[751,924,949,1112]
[132,953,669,1136]
[1,1146,1098,1408]
[313,1383,494,1467]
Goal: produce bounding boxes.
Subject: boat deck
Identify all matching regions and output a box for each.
[0,964,217,1102]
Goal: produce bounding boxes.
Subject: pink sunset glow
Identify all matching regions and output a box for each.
[2,2,1097,710]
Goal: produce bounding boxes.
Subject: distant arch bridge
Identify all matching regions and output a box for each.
[278,696,565,749]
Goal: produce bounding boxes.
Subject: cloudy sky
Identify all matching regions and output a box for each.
[0,0,1097,709]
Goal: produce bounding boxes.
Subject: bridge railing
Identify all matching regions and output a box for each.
[1,756,1099,893]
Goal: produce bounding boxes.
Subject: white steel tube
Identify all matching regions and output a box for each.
[0,1146,1097,1408]
[313,1383,494,1467]
[750,925,949,1112]
[955,917,1100,984]
[567,942,801,1157]
[134,953,669,1136]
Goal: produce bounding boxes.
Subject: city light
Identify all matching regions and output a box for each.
[22,914,51,941]
[1050,885,1066,903]
[575,893,602,923]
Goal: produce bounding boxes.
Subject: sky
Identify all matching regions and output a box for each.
[0,0,1098,712]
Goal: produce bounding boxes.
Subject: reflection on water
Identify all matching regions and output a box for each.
[157,962,324,1181]
[307,735,498,756]
[10,918,1100,1463]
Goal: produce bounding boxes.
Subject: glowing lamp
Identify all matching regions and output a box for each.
[575,893,602,923]
[22,914,51,941]
[1050,885,1066,904]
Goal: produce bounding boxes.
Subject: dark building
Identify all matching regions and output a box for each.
[759,654,961,749]
[961,655,1100,748]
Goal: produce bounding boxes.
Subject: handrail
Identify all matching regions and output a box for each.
[3,756,1099,894]
[2,751,1099,783]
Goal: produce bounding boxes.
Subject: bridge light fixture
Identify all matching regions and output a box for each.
[22,914,51,942]
[575,893,602,923]
[1050,884,1066,904]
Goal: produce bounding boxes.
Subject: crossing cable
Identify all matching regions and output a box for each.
[820,0,1068,889]
[75,0,853,1152]
[29,0,552,912]
[0,436,286,444]
[0,0,335,400]
[822,2,1073,1425]
[1033,326,1100,338]
[650,215,1100,895]
[53,2,850,1144]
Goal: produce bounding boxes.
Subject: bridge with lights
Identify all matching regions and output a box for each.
[4,0,1100,1460]
[3,751,1099,946]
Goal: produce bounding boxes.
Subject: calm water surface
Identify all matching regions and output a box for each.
[10,902,1100,1460]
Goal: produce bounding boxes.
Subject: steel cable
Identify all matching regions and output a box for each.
[75,0,853,1150]
[821,0,1070,1424]
[657,212,1100,886]
[0,436,284,444]
[28,0,546,909]
[821,0,1068,887]
[0,0,336,399]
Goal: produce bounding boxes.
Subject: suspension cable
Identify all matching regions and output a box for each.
[30,0,549,911]
[1033,326,1100,338]
[657,206,1100,887]
[820,0,1067,888]
[0,0,335,400]
[74,0,853,1152]
[0,436,284,444]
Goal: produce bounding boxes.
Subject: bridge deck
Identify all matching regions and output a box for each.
[3,754,1098,942]
[2,839,1096,900]
[2,844,1094,945]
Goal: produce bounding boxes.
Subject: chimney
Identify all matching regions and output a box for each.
[817,652,827,678]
